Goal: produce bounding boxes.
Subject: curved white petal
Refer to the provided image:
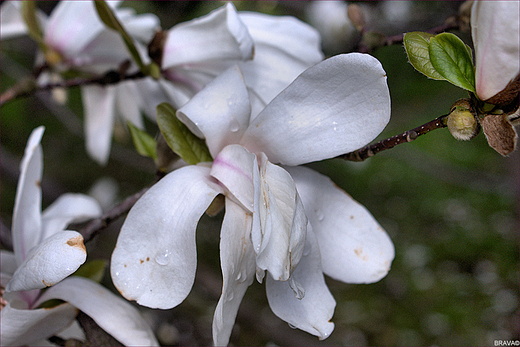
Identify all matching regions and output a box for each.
[241,53,391,166]
[177,66,251,157]
[115,81,146,128]
[81,84,116,165]
[162,3,253,69]
[44,1,105,57]
[41,193,102,241]
[37,276,159,347]
[211,144,257,212]
[266,225,335,340]
[120,11,160,43]
[0,302,78,347]
[238,12,324,116]
[71,29,130,73]
[6,230,86,292]
[12,126,44,266]
[287,166,395,283]
[472,1,520,101]
[0,1,28,39]
[212,199,256,346]
[254,154,307,281]
[111,165,223,309]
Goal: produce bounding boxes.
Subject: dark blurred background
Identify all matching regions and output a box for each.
[1,1,518,346]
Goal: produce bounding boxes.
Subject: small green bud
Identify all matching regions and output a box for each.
[447,99,480,140]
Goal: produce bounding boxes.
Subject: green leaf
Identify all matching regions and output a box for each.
[94,1,146,73]
[127,121,157,160]
[74,260,107,283]
[403,32,446,81]
[429,33,476,93]
[21,1,43,44]
[156,103,213,165]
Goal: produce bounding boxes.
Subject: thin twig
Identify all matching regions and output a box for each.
[79,186,149,244]
[338,115,448,161]
[0,68,145,107]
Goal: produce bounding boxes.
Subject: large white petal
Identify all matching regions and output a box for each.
[212,199,256,346]
[177,66,251,157]
[81,84,117,165]
[266,225,335,340]
[254,154,307,281]
[44,1,106,58]
[162,3,253,68]
[287,166,395,283]
[0,302,78,347]
[6,230,86,292]
[40,193,102,241]
[238,12,324,117]
[36,276,159,346]
[472,1,520,101]
[12,126,44,266]
[111,165,223,309]
[241,53,391,166]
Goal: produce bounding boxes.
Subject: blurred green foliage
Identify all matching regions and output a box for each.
[1,1,518,346]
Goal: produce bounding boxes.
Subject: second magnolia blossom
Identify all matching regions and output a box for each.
[111,53,395,345]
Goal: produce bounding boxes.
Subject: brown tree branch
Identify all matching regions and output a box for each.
[338,115,448,161]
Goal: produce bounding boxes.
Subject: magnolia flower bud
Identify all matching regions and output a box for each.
[447,99,480,140]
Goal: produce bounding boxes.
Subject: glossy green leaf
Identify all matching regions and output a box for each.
[404,32,446,81]
[127,121,157,160]
[94,1,146,73]
[156,103,212,165]
[429,33,476,93]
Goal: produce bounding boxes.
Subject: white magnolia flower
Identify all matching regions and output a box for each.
[96,2,324,165]
[0,126,158,346]
[305,1,358,54]
[111,53,394,345]
[0,1,160,165]
[471,1,519,101]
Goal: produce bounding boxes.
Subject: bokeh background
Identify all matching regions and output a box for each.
[1,1,518,346]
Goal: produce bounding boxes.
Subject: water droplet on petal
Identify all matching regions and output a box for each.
[155,249,171,265]
[289,277,305,300]
[226,291,234,301]
[316,209,325,221]
[229,118,240,132]
[235,269,248,283]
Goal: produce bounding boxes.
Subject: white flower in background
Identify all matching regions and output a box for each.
[0,1,160,165]
[305,1,358,54]
[111,53,394,345]
[0,127,158,346]
[471,1,519,102]
[132,2,324,117]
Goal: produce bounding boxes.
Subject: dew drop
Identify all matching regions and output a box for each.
[155,249,172,266]
[229,118,240,132]
[235,270,248,283]
[226,291,234,301]
[289,278,305,300]
[316,209,325,221]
